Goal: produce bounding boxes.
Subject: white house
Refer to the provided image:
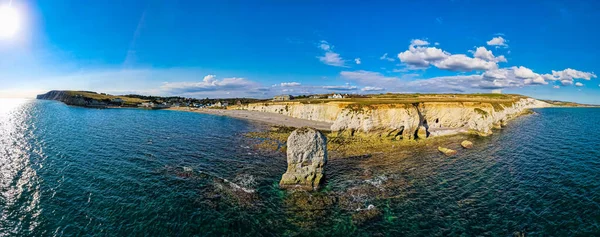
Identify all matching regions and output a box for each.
[328,94,344,99]
[138,102,154,108]
[213,101,228,107]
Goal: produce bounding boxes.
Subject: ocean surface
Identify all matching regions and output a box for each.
[1,99,599,236]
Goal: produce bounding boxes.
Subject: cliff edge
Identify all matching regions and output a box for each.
[36,90,147,108]
[238,94,551,139]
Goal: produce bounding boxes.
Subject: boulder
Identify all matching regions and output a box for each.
[438,146,457,156]
[461,140,473,149]
[280,127,327,190]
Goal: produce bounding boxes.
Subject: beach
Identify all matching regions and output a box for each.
[167,107,333,131]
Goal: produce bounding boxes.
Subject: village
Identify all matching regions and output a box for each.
[37,90,360,109]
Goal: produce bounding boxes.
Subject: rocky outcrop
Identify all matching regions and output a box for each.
[280,127,327,191]
[461,140,473,149]
[438,147,457,156]
[241,98,551,139]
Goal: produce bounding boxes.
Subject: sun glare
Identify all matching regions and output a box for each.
[0,5,19,38]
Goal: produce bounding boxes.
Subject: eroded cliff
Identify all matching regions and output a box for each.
[239,96,550,139]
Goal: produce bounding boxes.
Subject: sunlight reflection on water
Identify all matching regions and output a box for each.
[0,99,42,234]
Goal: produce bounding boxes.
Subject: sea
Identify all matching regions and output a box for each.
[1,99,599,236]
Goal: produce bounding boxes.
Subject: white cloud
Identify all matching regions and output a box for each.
[575,82,584,87]
[361,86,385,91]
[398,41,503,72]
[162,75,258,94]
[561,80,573,86]
[410,39,430,47]
[542,68,597,86]
[513,66,537,79]
[379,53,395,62]
[483,68,508,79]
[406,75,482,92]
[280,82,301,87]
[553,85,560,89]
[354,58,361,64]
[404,65,552,92]
[322,85,358,91]
[398,45,449,69]
[318,52,345,67]
[340,70,400,86]
[317,40,346,67]
[551,68,596,80]
[472,46,507,63]
[434,54,498,71]
[319,41,331,51]
[524,76,548,85]
[487,36,508,47]
[484,66,548,86]
[202,74,217,84]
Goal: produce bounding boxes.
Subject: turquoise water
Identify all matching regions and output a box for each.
[1,99,599,236]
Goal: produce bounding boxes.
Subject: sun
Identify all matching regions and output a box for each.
[0,5,19,38]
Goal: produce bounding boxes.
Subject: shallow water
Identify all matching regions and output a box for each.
[1,99,599,236]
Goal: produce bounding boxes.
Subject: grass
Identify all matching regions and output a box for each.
[541,100,599,107]
[474,108,489,117]
[65,91,148,105]
[257,93,525,107]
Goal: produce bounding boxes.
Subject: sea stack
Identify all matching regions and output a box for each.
[279,127,327,191]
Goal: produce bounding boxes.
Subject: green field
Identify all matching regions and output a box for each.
[64,91,148,105]
[284,93,526,106]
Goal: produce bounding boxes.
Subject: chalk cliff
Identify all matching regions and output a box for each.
[239,97,551,139]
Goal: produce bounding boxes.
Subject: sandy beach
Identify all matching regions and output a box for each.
[167,107,333,131]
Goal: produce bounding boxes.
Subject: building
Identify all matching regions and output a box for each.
[328,93,344,99]
[273,95,294,101]
[138,102,154,108]
[213,101,229,107]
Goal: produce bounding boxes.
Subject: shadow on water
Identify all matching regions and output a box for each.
[1,100,600,236]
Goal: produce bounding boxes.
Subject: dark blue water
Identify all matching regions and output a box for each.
[1,99,599,236]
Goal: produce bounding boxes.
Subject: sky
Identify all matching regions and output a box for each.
[0,0,599,104]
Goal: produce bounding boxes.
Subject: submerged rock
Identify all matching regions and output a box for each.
[352,204,382,225]
[461,140,473,149]
[280,127,328,190]
[438,146,457,156]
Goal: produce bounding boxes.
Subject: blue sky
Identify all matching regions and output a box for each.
[1,0,599,104]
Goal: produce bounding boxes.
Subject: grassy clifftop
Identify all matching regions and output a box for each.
[254,93,526,107]
[62,91,148,104]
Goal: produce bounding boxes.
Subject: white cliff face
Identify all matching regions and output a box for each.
[243,102,344,123]
[241,98,551,139]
